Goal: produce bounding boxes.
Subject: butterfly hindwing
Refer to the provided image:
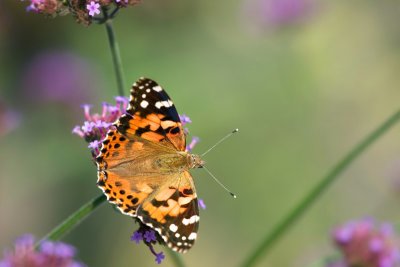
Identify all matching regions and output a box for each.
[137,171,199,253]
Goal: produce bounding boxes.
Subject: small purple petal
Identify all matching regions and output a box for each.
[81,121,94,133]
[130,231,143,244]
[155,252,165,264]
[334,226,354,244]
[179,114,192,126]
[379,257,394,267]
[114,96,128,104]
[72,125,83,136]
[81,104,92,120]
[87,1,101,17]
[198,198,206,210]
[369,238,383,253]
[186,136,200,152]
[144,230,157,243]
[88,140,100,150]
[108,106,119,115]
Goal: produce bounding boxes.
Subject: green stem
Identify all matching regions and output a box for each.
[105,19,125,96]
[35,194,106,247]
[166,250,186,267]
[240,109,400,267]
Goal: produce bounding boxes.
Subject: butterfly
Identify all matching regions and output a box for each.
[95,77,204,253]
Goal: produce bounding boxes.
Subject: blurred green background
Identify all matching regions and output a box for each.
[2,0,400,266]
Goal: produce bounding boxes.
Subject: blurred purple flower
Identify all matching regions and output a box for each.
[0,234,85,267]
[21,51,99,109]
[330,218,400,267]
[0,100,20,137]
[244,0,316,31]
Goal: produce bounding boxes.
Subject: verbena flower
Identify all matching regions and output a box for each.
[329,218,400,267]
[0,234,85,267]
[22,0,141,25]
[86,1,101,17]
[72,96,128,156]
[131,223,165,264]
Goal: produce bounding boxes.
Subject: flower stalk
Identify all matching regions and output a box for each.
[240,109,400,267]
[104,17,125,96]
[36,194,106,247]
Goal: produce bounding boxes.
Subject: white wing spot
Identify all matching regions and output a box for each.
[182,236,187,241]
[188,233,197,240]
[183,215,200,225]
[175,233,180,238]
[140,100,149,108]
[153,85,163,92]
[139,86,144,90]
[146,89,151,93]
[155,100,173,109]
[177,242,182,246]
[169,224,178,233]
[141,94,146,99]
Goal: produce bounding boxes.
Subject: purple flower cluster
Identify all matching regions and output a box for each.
[131,223,165,264]
[330,218,400,267]
[22,0,141,25]
[0,235,85,267]
[72,96,128,156]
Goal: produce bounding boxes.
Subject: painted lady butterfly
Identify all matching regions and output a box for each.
[96,77,203,253]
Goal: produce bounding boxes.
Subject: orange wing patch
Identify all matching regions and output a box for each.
[97,171,151,216]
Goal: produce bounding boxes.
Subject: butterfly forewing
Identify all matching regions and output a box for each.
[118,77,186,151]
[96,77,200,253]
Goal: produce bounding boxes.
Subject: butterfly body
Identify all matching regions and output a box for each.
[96,77,202,253]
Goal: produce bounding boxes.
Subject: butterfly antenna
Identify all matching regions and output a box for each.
[201,128,239,157]
[202,166,237,199]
